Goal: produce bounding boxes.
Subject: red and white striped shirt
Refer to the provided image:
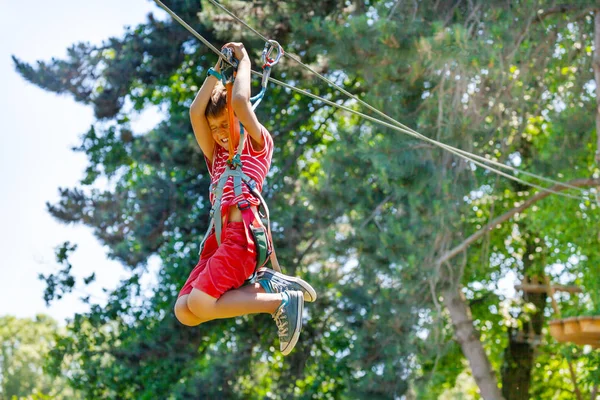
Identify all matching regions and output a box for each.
[205,124,274,210]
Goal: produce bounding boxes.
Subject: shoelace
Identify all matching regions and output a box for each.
[273,306,289,337]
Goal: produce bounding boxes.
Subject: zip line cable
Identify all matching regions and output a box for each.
[205,0,591,197]
[255,76,587,200]
[153,0,234,67]
[152,0,591,201]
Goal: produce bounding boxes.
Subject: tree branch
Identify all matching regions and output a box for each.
[359,194,394,229]
[532,5,599,24]
[567,359,584,400]
[437,178,600,265]
[294,234,320,269]
[510,5,598,61]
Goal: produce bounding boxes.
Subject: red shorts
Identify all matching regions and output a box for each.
[178,222,256,299]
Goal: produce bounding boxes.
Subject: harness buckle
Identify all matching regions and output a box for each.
[237,199,251,211]
[227,154,243,170]
[245,179,257,191]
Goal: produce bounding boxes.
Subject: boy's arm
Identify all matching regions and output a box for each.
[226,43,264,150]
[189,61,220,161]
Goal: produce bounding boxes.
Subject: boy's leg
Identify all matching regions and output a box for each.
[185,283,305,355]
[174,295,204,326]
[175,231,219,326]
[187,283,282,321]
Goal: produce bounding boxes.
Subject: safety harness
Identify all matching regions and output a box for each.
[199,41,284,279]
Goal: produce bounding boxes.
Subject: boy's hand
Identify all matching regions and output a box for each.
[222,42,249,63]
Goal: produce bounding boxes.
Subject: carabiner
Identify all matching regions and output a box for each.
[218,47,239,83]
[261,40,284,68]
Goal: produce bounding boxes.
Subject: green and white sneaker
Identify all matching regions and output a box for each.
[273,291,304,355]
[257,268,317,302]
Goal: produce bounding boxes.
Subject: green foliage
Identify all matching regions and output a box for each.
[38,242,77,305]
[15,0,600,398]
[0,315,81,399]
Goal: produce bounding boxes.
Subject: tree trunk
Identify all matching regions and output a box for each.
[501,237,546,400]
[500,329,535,400]
[442,285,505,400]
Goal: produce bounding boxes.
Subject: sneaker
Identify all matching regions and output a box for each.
[273,291,304,355]
[257,268,317,302]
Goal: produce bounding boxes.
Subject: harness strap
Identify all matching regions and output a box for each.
[246,184,281,272]
[198,165,281,272]
[209,167,251,245]
[210,167,231,245]
[198,217,215,255]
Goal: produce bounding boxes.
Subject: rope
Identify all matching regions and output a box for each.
[259,77,587,200]
[153,0,591,201]
[153,0,233,67]
[206,0,589,196]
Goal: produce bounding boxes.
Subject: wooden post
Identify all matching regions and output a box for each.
[543,276,561,317]
[544,276,583,400]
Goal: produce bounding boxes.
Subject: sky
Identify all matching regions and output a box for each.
[0,0,166,324]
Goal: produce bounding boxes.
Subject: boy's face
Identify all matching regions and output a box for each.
[207,110,238,149]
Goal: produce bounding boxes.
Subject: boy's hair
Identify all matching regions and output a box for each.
[205,81,228,118]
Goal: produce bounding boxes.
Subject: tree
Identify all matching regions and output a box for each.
[13,0,600,398]
[0,315,80,400]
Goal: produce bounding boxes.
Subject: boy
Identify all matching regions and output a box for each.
[174,42,317,355]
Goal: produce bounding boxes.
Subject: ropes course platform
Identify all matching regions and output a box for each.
[516,276,600,348]
[549,317,600,348]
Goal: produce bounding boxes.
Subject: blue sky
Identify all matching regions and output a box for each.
[0,0,166,323]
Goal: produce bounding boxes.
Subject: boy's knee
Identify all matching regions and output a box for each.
[174,295,203,326]
[187,289,218,321]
